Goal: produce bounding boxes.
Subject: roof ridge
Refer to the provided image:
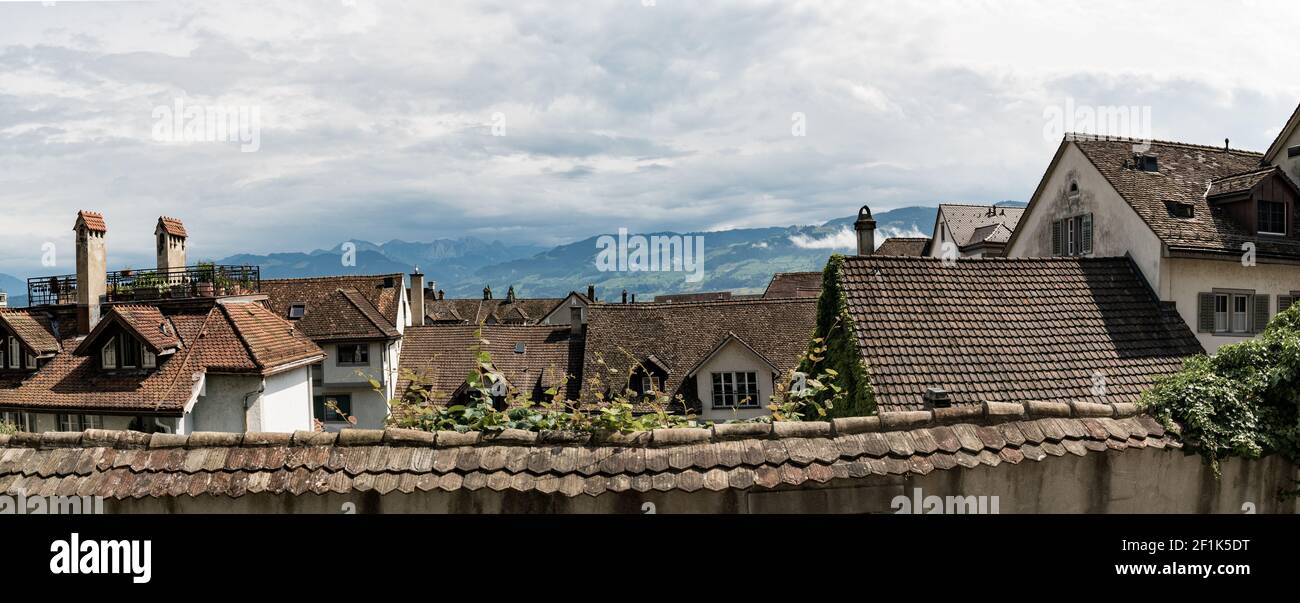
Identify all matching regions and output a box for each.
[1066,132,1264,156]
[1209,165,1281,182]
[0,399,1152,451]
[262,273,404,283]
[592,297,817,309]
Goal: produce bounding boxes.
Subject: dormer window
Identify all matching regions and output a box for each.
[1134,155,1158,172]
[1258,200,1287,236]
[1165,200,1195,219]
[288,303,306,320]
[101,337,117,369]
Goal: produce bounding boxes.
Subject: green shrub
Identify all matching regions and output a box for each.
[1141,303,1300,474]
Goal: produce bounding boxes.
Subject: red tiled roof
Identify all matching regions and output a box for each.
[73,305,180,355]
[156,216,187,238]
[261,275,405,338]
[397,324,582,403]
[833,256,1204,412]
[874,237,931,256]
[75,210,106,232]
[0,309,61,356]
[219,302,325,372]
[762,272,822,298]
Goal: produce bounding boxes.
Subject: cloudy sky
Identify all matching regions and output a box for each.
[2,0,1298,276]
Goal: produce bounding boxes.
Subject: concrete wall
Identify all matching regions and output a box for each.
[1007,143,1166,290]
[258,367,313,433]
[189,374,261,433]
[1164,257,1300,352]
[693,341,775,422]
[105,448,1298,514]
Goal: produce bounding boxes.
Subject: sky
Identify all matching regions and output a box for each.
[1,0,1299,277]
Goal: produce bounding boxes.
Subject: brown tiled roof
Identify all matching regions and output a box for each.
[156,216,187,238]
[582,299,817,403]
[261,275,404,338]
[0,303,323,415]
[762,272,822,298]
[219,302,326,372]
[397,324,582,403]
[0,400,1179,500]
[1206,166,1296,199]
[425,297,564,325]
[0,309,61,356]
[75,210,106,232]
[938,204,1024,249]
[874,237,931,256]
[653,292,732,303]
[1063,136,1300,257]
[835,256,1204,412]
[73,305,180,355]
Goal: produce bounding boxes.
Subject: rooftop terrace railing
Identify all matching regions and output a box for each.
[25,265,260,306]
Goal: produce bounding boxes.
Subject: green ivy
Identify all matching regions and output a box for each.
[1141,303,1300,475]
[801,254,875,417]
[0,422,15,436]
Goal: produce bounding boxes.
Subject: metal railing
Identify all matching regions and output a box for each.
[105,265,260,302]
[26,274,78,306]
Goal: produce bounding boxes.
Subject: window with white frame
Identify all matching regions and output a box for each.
[101,337,117,369]
[1213,293,1251,334]
[1258,200,1287,236]
[337,343,369,365]
[142,349,156,369]
[57,414,102,432]
[7,337,19,369]
[711,371,760,409]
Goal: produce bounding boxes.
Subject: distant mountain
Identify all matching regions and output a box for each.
[213,203,1022,299]
[0,273,25,306]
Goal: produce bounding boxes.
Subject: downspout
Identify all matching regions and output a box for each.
[241,379,266,432]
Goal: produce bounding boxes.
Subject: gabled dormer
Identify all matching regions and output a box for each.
[0,310,60,372]
[1206,166,1300,238]
[72,305,180,372]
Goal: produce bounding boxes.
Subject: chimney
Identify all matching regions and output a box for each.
[854,205,876,256]
[0,291,7,308]
[410,267,425,327]
[569,301,584,336]
[621,289,628,304]
[155,216,187,273]
[74,210,108,334]
[506,285,516,303]
[1225,138,1230,152]
[483,286,492,300]
[437,289,445,300]
[631,293,636,303]
[586,284,595,301]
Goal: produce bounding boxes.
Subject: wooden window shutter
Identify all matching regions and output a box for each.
[1051,220,1062,256]
[1197,293,1215,333]
[1081,214,1093,255]
[1280,295,1295,314]
[1253,294,1271,333]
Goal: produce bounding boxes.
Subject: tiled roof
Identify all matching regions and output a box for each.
[75,210,106,232]
[397,324,582,403]
[874,237,931,256]
[653,292,732,303]
[74,305,180,355]
[261,275,404,338]
[156,216,187,238]
[582,299,817,403]
[425,297,564,325]
[938,204,1024,248]
[1207,166,1291,198]
[0,400,1179,500]
[0,302,323,415]
[1065,136,1300,257]
[762,272,822,298]
[835,256,1204,412]
[0,309,61,356]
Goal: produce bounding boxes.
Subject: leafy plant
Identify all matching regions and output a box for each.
[804,254,875,416]
[1141,302,1300,475]
[0,421,16,436]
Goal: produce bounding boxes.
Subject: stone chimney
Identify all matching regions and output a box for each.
[155,216,187,273]
[410,267,425,327]
[854,205,876,256]
[569,301,584,336]
[506,285,516,303]
[74,210,108,334]
[483,286,492,300]
[586,284,596,301]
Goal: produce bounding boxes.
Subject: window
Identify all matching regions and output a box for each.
[1,411,35,432]
[1052,214,1093,256]
[101,337,117,369]
[1134,155,1158,172]
[119,337,140,369]
[288,304,306,320]
[313,394,352,423]
[337,343,369,365]
[1204,292,1267,335]
[1165,200,1195,219]
[7,337,19,369]
[1232,295,1249,332]
[142,349,156,369]
[711,371,760,409]
[311,364,324,386]
[57,414,102,432]
[1258,200,1286,235]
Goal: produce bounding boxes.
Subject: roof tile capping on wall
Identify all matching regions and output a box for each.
[0,401,1184,504]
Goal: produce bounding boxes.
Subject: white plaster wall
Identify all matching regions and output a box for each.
[257,366,313,433]
[1165,257,1300,353]
[1269,124,1300,187]
[1006,143,1166,291]
[190,374,262,433]
[693,342,776,422]
[315,386,389,431]
[322,341,384,386]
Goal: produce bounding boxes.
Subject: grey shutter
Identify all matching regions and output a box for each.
[1280,295,1295,314]
[1051,220,1062,256]
[1081,214,1093,255]
[1197,293,1215,333]
[1253,294,1271,333]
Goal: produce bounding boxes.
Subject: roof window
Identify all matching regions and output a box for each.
[1164,201,1195,219]
[288,304,306,319]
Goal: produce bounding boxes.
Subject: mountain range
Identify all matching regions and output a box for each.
[0,202,1024,303]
